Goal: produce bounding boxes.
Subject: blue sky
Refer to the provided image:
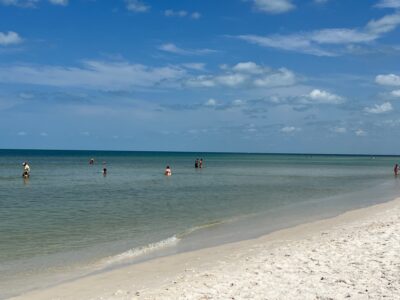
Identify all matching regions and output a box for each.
[0,0,400,154]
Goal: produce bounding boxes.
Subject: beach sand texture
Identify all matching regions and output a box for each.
[11,198,400,300]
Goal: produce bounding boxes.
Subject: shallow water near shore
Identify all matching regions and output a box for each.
[0,150,399,299]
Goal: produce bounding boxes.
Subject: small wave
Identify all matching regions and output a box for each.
[177,220,225,238]
[102,235,180,266]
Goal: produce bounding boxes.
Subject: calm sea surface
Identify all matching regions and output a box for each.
[1,150,399,298]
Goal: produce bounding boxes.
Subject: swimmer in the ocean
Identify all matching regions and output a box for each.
[165,165,172,176]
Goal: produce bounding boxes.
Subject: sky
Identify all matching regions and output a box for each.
[0,0,400,154]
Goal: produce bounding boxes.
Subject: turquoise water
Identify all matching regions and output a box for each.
[0,150,399,298]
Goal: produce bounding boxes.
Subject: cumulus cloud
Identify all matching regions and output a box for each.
[364,102,393,114]
[125,0,149,13]
[237,12,400,56]
[302,89,344,104]
[232,62,264,74]
[186,62,297,89]
[251,0,295,14]
[0,60,186,90]
[254,68,296,87]
[158,43,216,56]
[375,0,400,9]
[164,9,201,19]
[375,74,400,86]
[391,90,400,97]
[0,31,23,46]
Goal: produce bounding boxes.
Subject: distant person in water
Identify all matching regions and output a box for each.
[199,158,203,169]
[394,164,399,176]
[22,162,30,178]
[165,165,172,176]
[102,162,107,176]
[195,158,199,169]
[89,158,95,165]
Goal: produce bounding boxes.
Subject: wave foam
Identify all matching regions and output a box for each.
[103,235,180,266]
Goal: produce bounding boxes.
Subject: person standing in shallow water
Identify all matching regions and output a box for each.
[199,158,203,169]
[102,162,107,176]
[165,165,172,176]
[394,164,399,176]
[195,158,199,169]
[22,162,30,178]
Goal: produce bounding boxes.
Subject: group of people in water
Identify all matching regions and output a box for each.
[20,158,205,178]
[89,158,107,175]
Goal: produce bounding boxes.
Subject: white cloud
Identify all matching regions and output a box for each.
[364,102,393,114]
[158,43,216,56]
[232,62,264,74]
[375,74,400,86]
[355,129,367,136]
[204,98,217,107]
[280,126,300,133]
[164,9,201,19]
[48,0,67,5]
[125,0,149,13]
[0,60,186,90]
[391,90,400,97]
[254,68,296,87]
[366,13,400,35]
[237,12,400,56]
[186,63,297,89]
[237,34,335,57]
[375,0,400,9]
[182,63,205,71]
[17,131,27,136]
[216,73,247,87]
[40,132,48,136]
[0,31,23,46]
[186,75,216,87]
[0,0,68,7]
[0,0,38,7]
[302,89,344,104]
[252,0,295,14]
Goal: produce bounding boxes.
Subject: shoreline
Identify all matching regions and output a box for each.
[10,196,400,300]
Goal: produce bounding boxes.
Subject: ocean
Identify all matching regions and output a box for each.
[0,150,399,298]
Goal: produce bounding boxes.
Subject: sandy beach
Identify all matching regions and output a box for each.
[9,197,400,300]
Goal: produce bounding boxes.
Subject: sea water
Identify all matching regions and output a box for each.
[0,150,399,298]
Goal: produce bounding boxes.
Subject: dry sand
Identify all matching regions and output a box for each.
[10,198,400,300]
